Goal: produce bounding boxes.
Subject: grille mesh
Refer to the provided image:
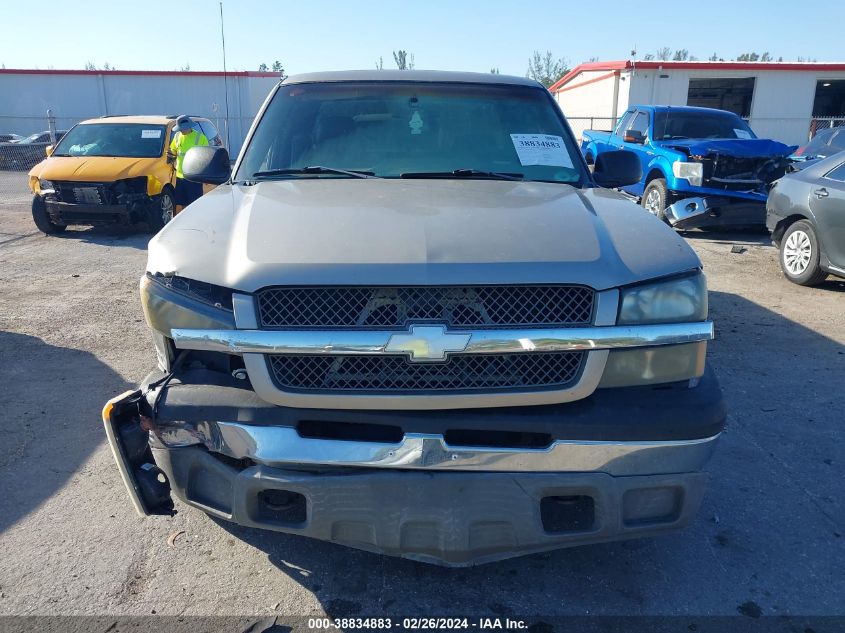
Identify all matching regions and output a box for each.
[256,286,595,329]
[267,352,585,393]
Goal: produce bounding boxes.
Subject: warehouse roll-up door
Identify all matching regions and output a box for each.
[687,78,755,117]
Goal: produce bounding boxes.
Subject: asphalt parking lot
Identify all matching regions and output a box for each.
[0,183,843,620]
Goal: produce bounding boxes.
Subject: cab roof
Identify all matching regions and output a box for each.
[282,69,543,88]
[79,115,175,125]
[78,115,210,125]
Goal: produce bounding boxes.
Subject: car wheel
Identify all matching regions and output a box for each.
[31,196,66,234]
[147,189,175,233]
[641,178,672,222]
[779,220,827,286]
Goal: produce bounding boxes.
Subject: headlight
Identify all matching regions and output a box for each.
[141,274,235,337]
[602,273,709,387]
[672,161,703,186]
[141,274,236,372]
[39,179,54,193]
[618,273,707,325]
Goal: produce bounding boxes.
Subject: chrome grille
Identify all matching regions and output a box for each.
[267,352,585,393]
[256,286,595,329]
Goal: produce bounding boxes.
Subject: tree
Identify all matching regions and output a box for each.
[375,57,384,70]
[272,60,284,74]
[760,52,772,62]
[656,47,672,61]
[643,53,655,61]
[490,67,500,74]
[736,52,760,61]
[393,50,414,70]
[672,49,689,61]
[84,61,97,70]
[526,50,569,88]
[180,63,191,71]
[103,62,115,71]
[258,63,269,72]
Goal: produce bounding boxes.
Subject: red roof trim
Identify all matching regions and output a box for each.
[0,68,279,78]
[555,70,618,94]
[550,60,845,93]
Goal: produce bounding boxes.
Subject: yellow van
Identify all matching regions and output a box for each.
[28,115,221,234]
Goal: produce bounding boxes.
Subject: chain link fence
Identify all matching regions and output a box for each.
[809,116,845,137]
[0,113,73,209]
[565,117,617,142]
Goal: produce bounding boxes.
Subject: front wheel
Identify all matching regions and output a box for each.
[31,196,66,234]
[641,178,673,223]
[147,189,175,233]
[779,220,827,286]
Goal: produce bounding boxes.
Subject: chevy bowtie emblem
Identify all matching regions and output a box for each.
[385,325,471,362]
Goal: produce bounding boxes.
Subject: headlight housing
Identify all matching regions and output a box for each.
[618,273,708,325]
[39,179,54,193]
[672,161,703,186]
[141,274,236,372]
[142,274,234,334]
[601,273,709,387]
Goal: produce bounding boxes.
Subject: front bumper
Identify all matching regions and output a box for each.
[102,366,724,565]
[44,199,137,226]
[665,196,766,229]
[155,445,709,566]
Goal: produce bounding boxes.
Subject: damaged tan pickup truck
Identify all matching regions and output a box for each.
[103,70,725,566]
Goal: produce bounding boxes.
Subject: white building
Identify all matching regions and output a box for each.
[0,68,280,155]
[552,60,845,146]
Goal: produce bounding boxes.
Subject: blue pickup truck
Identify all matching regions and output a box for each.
[581,105,796,228]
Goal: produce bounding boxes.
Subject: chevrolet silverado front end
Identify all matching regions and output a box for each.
[103,71,725,566]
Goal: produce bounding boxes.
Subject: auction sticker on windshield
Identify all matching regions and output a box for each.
[141,129,162,139]
[510,134,573,167]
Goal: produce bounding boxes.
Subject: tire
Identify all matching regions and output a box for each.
[147,188,175,233]
[779,220,827,286]
[641,178,673,223]
[31,196,66,234]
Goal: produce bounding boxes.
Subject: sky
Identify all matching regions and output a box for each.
[1,0,842,76]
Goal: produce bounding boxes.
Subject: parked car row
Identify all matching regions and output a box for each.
[0,130,68,170]
[581,106,845,286]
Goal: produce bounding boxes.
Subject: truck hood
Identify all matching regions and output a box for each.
[661,138,796,158]
[148,179,700,292]
[29,155,165,181]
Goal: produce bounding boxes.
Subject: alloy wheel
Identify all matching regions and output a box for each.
[644,189,662,215]
[783,229,812,276]
[160,193,175,225]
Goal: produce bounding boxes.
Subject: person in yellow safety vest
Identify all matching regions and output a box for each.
[168,115,208,208]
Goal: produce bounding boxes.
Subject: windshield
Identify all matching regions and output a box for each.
[52,123,167,158]
[652,111,757,141]
[236,81,587,185]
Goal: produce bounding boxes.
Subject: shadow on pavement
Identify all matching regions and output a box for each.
[47,224,153,251]
[0,331,133,534]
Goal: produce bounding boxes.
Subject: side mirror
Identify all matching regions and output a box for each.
[593,150,642,188]
[45,145,54,157]
[623,130,645,144]
[182,146,230,185]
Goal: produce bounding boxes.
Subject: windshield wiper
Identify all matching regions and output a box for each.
[399,169,523,181]
[251,166,376,179]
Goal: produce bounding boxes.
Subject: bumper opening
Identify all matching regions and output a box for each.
[540,495,595,533]
[257,489,308,526]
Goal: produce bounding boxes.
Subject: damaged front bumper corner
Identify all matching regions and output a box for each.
[665,196,766,229]
[102,391,174,517]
